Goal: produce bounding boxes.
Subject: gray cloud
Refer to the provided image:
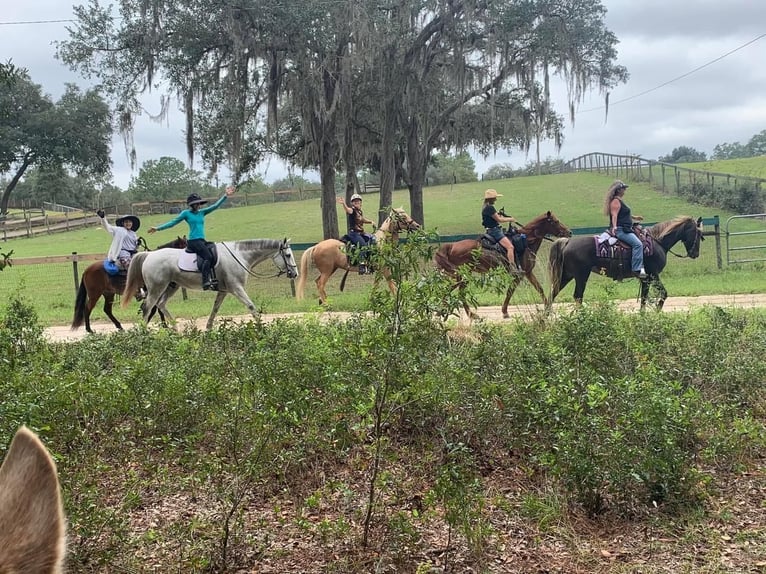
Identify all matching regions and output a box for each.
[3,0,766,187]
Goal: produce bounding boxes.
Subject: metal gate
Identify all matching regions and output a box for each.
[725,214,766,265]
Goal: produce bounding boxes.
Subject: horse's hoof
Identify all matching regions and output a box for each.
[502,313,510,319]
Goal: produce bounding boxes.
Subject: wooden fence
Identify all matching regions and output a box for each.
[563,152,766,199]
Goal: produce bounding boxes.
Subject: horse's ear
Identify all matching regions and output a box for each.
[696,217,703,225]
[547,210,552,218]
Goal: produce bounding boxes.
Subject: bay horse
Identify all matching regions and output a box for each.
[0,426,66,573]
[296,207,421,304]
[433,211,572,318]
[122,238,298,330]
[71,236,187,333]
[548,216,704,310]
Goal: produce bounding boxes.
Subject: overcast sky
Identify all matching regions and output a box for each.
[2,0,766,189]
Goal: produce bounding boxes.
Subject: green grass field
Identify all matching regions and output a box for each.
[678,155,766,179]
[1,170,765,327]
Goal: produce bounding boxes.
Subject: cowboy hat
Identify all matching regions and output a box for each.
[483,189,503,199]
[186,193,208,206]
[116,215,140,231]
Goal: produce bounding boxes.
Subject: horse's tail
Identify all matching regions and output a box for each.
[121,252,147,308]
[548,237,569,304]
[71,281,87,330]
[296,246,315,300]
[339,269,351,292]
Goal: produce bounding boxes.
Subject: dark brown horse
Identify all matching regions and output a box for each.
[296,208,420,304]
[548,216,703,309]
[433,211,572,318]
[71,236,187,333]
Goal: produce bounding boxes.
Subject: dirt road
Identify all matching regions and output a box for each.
[44,293,766,343]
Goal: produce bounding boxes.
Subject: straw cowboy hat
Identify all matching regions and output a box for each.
[116,215,141,231]
[483,189,503,199]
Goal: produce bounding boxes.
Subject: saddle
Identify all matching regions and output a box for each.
[339,234,375,271]
[594,228,653,278]
[178,242,219,275]
[479,229,528,263]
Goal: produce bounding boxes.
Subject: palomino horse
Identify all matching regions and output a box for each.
[548,216,704,309]
[433,211,571,318]
[71,236,187,333]
[0,426,66,573]
[122,238,298,330]
[296,207,420,304]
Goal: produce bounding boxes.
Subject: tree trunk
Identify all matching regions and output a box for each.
[319,136,339,239]
[1,158,32,215]
[406,123,426,227]
[378,99,397,226]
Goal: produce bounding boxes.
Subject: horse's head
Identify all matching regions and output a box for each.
[273,238,299,279]
[521,211,571,240]
[389,208,421,233]
[683,216,705,258]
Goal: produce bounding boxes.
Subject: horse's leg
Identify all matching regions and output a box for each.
[102,293,123,331]
[501,276,524,318]
[83,290,103,334]
[207,290,234,330]
[572,272,591,305]
[315,272,331,305]
[655,277,668,310]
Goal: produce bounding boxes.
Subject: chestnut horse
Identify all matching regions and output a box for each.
[296,208,420,304]
[71,236,187,333]
[0,426,66,573]
[433,211,571,318]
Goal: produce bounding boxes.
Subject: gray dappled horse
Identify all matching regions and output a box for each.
[123,238,298,330]
[548,216,704,310]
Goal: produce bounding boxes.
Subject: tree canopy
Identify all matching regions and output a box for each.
[60,0,627,234]
[658,146,707,164]
[0,72,112,214]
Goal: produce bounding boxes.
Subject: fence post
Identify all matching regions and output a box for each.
[72,252,79,292]
[714,217,722,269]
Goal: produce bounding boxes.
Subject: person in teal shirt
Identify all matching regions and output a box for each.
[149,185,236,290]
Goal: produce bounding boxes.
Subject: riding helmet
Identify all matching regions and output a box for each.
[116,215,141,231]
[187,193,208,206]
[350,193,363,202]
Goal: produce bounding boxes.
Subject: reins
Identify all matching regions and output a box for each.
[220,241,290,278]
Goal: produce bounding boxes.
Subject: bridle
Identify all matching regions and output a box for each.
[221,241,297,279]
[667,221,704,259]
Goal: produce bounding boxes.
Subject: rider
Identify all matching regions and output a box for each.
[97,210,141,271]
[605,179,646,279]
[148,185,236,290]
[481,189,523,275]
[97,210,145,299]
[337,193,376,274]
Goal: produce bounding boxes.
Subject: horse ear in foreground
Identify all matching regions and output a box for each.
[0,426,66,573]
[433,211,571,319]
[548,215,704,310]
[296,208,420,304]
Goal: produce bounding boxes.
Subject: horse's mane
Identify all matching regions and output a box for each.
[649,216,693,240]
[231,238,283,251]
[521,212,551,229]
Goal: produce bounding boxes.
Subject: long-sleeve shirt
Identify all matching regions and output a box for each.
[155,195,227,240]
[100,217,138,261]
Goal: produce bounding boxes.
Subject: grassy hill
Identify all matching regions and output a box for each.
[2,170,765,326]
[678,155,766,179]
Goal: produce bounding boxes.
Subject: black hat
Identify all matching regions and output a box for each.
[116,215,141,231]
[186,193,208,206]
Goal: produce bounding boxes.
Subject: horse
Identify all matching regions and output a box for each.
[548,216,704,310]
[0,426,66,573]
[296,207,421,304]
[433,211,572,318]
[122,238,298,330]
[71,236,187,333]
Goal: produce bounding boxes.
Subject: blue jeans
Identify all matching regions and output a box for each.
[615,228,644,271]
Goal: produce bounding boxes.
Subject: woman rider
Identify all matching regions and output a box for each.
[605,180,646,278]
[148,185,236,290]
[481,188,523,275]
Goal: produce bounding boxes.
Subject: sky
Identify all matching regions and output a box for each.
[2,0,766,190]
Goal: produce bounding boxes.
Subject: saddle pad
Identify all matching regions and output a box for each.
[103,259,121,276]
[594,233,653,259]
[177,251,200,272]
